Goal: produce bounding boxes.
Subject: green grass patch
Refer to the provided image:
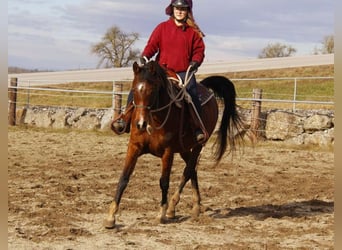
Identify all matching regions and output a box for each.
[205,64,334,110]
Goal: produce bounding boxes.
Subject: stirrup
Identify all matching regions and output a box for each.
[111,118,127,135]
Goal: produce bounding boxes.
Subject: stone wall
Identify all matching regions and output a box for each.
[17,107,114,131]
[240,108,334,147]
[16,106,334,147]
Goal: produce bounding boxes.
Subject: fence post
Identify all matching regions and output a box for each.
[293,78,297,112]
[26,80,31,107]
[250,88,263,143]
[8,77,18,126]
[113,82,123,119]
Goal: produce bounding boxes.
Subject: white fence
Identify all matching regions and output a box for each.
[8,76,334,111]
[231,76,334,111]
[8,76,334,145]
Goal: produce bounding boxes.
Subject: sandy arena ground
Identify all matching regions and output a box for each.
[8,127,334,249]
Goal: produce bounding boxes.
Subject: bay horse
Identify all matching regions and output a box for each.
[104,60,244,228]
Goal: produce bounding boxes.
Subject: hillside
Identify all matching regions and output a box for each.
[198,64,334,79]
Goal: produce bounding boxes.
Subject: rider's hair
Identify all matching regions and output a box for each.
[186,12,205,38]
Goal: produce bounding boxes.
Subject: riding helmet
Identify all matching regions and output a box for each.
[165,0,193,15]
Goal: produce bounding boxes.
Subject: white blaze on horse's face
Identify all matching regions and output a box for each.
[137,82,144,92]
[134,81,152,132]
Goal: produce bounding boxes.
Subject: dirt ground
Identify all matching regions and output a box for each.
[8,126,334,249]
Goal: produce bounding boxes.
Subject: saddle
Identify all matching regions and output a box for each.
[112,67,214,145]
[164,69,214,145]
[165,68,214,107]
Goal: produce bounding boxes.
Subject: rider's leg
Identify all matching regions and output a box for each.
[178,72,205,143]
[112,90,133,134]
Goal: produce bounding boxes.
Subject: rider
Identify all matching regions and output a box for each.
[113,0,206,143]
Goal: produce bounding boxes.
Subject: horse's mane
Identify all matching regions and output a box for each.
[141,61,169,90]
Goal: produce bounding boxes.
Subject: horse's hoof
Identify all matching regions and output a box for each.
[103,218,115,229]
[160,217,168,224]
[155,216,168,224]
[166,210,176,219]
[192,206,201,218]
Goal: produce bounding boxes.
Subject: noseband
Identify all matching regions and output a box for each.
[132,101,152,110]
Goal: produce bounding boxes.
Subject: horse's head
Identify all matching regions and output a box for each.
[131,61,168,132]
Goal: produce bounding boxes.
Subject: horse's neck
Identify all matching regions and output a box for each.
[156,68,184,108]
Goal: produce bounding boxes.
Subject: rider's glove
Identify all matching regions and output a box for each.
[140,56,148,65]
[189,61,199,72]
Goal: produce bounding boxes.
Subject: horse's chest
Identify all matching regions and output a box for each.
[146,132,174,152]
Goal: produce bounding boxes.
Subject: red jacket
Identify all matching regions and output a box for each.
[142,18,205,72]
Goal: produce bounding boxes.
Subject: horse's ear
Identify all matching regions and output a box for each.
[133,62,140,74]
[148,61,156,75]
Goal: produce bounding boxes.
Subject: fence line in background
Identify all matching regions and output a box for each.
[229,76,334,111]
[8,76,334,141]
[8,76,334,108]
[8,78,18,125]
[237,97,334,105]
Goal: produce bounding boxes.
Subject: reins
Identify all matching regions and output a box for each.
[148,67,195,130]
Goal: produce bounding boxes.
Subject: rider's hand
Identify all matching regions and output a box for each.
[189,61,199,72]
[140,56,148,65]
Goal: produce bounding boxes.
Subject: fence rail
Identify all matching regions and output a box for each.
[8,76,334,112]
[230,76,334,111]
[238,97,334,105]
[8,76,334,142]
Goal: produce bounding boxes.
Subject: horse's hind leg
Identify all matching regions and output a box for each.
[166,151,190,219]
[103,145,140,229]
[166,145,202,219]
[190,158,201,219]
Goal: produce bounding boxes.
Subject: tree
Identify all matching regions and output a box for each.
[314,35,334,54]
[91,26,140,68]
[258,42,297,58]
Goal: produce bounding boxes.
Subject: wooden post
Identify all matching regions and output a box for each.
[250,88,263,143]
[113,82,123,119]
[8,77,18,126]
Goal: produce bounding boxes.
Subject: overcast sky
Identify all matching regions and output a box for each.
[8,0,334,71]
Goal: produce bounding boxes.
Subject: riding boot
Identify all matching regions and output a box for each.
[190,95,205,143]
[111,90,133,134]
[178,71,205,143]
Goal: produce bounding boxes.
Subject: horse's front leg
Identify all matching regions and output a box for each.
[103,144,141,229]
[158,149,174,223]
[167,145,202,219]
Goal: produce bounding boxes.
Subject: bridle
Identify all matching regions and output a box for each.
[132,81,159,111]
[132,67,196,131]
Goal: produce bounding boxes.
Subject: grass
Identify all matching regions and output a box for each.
[202,64,334,110]
[15,80,131,109]
[234,77,334,110]
[14,64,334,110]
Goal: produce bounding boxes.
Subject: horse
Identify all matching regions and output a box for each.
[103,60,244,229]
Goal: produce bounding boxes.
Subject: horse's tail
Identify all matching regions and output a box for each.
[200,76,244,161]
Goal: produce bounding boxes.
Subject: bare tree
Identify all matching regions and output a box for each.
[258,42,297,58]
[91,26,140,68]
[314,35,334,54]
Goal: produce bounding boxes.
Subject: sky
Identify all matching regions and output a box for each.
[8,0,334,71]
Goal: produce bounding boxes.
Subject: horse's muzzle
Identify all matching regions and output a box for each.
[136,120,148,132]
